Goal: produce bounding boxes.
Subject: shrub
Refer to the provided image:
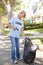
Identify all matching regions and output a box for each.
[24,22,43,30]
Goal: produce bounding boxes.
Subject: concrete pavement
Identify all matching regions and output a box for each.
[24,31,43,38]
[0,36,43,65]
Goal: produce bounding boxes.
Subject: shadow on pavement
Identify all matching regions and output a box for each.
[0,48,43,65]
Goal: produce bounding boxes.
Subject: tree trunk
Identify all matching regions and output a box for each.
[1,0,17,20]
[0,12,3,35]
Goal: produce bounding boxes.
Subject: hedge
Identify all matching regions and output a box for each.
[24,22,43,30]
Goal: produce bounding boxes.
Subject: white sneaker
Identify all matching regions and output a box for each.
[14,60,18,64]
[19,58,22,61]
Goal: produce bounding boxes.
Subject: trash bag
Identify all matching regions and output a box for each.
[23,37,38,64]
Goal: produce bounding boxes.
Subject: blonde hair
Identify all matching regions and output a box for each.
[20,10,26,17]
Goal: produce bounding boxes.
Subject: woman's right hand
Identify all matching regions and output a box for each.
[13,27,17,30]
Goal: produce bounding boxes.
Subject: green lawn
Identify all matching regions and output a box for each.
[31,38,43,44]
[24,28,43,44]
[22,38,43,44]
[2,28,9,35]
[1,28,43,44]
[1,28,43,36]
[25,34,33,36]
[25,28,43,33]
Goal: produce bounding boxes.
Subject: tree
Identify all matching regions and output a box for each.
[0,0,23,20]
[0,0,23,34]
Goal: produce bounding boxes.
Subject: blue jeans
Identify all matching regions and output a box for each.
[10,36,20,61]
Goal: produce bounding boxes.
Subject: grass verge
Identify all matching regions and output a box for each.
[25,28,43,33]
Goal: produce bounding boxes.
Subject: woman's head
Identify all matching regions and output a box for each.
[18,10,26,19]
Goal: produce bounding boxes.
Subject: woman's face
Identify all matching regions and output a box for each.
[18,12,25,19]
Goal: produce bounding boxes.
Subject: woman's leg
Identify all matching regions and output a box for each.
[15,38,20,60]
[10,36,16,62]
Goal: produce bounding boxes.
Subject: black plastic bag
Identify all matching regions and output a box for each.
[23,37,38,64]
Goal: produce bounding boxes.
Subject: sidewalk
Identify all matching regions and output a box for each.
[24,31,43,38]
[0,35,43,65]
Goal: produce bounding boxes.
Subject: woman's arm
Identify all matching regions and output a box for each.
[7,22,17,30]
[21,28,25,36]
